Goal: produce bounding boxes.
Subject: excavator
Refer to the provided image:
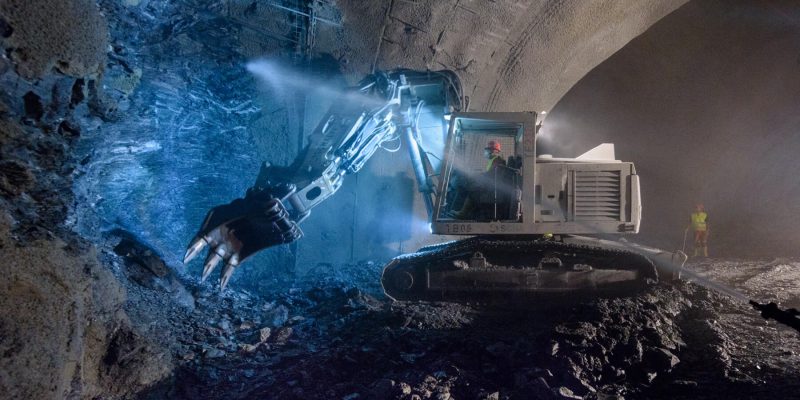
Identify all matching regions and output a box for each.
[183,68,690,303]
[182,69,800,332]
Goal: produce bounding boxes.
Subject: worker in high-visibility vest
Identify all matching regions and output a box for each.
[453,140,506,219]
[484,140,506,171]
[686,203,710,257]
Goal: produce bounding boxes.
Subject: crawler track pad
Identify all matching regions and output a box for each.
[382,237,658,303]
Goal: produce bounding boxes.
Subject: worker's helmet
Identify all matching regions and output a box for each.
[485,140,501,153]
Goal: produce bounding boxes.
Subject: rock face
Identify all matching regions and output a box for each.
[0,212,172,399]
[0,0,107,79]
[0,1,172,398]
[69,0,299,285]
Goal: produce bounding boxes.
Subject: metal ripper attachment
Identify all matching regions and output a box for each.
[184,188,302,289]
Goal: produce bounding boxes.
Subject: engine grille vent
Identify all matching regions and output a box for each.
[574,170,621,221]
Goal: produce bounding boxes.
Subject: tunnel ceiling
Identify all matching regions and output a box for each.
[328,0,687,113]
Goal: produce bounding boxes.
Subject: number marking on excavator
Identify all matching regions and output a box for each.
[445,224,473,234]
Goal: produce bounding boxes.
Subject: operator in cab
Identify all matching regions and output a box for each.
[452,140,507,219]
[484,140,506,171]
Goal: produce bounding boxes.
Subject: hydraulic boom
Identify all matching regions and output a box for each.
[184,70,463,287]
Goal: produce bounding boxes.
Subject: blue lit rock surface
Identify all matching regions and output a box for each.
[0,1,174,397]
[71,0,300,287]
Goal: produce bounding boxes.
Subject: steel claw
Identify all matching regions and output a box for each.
[202,251,223,282]
[187,192,304,289]
[184,236,208,264]
[220,256,239,289]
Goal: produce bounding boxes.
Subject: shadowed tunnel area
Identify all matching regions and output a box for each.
[543,0,800,257]
[2,0,800,399]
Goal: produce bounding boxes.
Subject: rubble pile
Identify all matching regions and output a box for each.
[98,232,797,400]
[90,235,797,400]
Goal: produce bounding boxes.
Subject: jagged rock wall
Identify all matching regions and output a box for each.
[0,0,107,79]
[0,1,171,398]
[63,0,311,292]
[0,213,171,399]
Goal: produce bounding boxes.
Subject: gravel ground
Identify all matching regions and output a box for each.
[98,233,800,400]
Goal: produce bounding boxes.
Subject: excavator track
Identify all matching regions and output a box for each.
[382,236,660,303]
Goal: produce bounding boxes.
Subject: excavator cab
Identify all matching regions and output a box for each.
[434,113,527,227]
[430,112,641,236]
[381,112,680,302]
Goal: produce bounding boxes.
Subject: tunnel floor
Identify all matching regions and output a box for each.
[113,245,800,399]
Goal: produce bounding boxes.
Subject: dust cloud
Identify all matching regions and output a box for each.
[544,0,800,257]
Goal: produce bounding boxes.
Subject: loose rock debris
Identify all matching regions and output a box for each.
[118,256,800,399]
